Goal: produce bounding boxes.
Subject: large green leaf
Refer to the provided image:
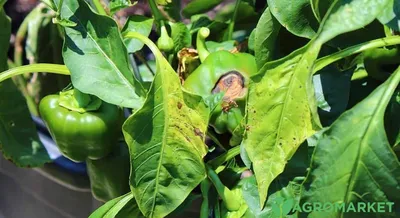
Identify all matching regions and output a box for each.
[122,15,154,53]
[0,6,51,167]
[267,0,319,39]
[254,7,281,69]
[378,0,400,32]
[122,34,209,218]
[57,0,145,109]
[301,68,400,218]
[245,0,391,207]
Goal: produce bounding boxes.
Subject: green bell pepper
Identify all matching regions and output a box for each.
[183,27,257,136]
[39,89,123,162]
[86,143,130,202]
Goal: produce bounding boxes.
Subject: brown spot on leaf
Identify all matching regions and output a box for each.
[177,102,182,109]
[194,128,204,138]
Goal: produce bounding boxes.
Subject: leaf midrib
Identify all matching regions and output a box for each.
[149,68,169,218]
[63,4,137,96]
[340,90,393,218]
[264,52,307,185]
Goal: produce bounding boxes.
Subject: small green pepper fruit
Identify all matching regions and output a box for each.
[183,28,257,135]
[86,143,130,202]
[363,47,400,81]
[156,24,174,52]
[39,89,123,162]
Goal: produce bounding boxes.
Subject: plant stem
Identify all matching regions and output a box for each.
[314,36,400,73]
[135,52,155,75]
[91,0,107,16]
[206,130,226,151]
[208,145,240,169]
[123,32,165,65]
[196,27,210,62]
[13,6,44,116]
[148,0,164,23]
[200,179,211,218]
[206,165,241,211]
[0,64,70,83]
[129,54,143,83]
[227,0,241,40]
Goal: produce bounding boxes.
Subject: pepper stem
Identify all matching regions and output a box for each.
[123,31,170,69]
[206,165,241,211]
[197,27,211,62]
[0,64,70,83]
[58,89,102,113]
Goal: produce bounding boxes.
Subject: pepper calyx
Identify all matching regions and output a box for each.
[58,89,102,113]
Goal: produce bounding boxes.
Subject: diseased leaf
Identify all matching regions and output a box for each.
[122,36,209,218]
[245,0,391,207]
[254,7,281,69]
[170,22,191,53]
[122,15,154,53]
[244,45,322,208]
[301,68,400,218]
[377,0,400,32]
[182,0,223,18]
[57,0,145,109]
[0,6,51,167]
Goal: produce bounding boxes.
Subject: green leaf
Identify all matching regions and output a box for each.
[267,0,319,39]
[301,68,400,218]
[241,176,302,218]
[378,0,400,32]
[182,0,223,18]
[89,193,145,218]
[205,40,236,53]
[385,89,400,147]
[170,22,191,53]
[109,0,134,15]
[122,34,209,218]
[310,0,335,22]
[244,44,322,208]
[122,15,154,53]
[315,0,391,45]
[0,7,51,167]
[245,0,391,208]
[163,0,181,21]
[25,5,54,63]
[254,7,281,69]
[57,0,145,109]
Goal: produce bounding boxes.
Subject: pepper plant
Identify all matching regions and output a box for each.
[0,0,400,217]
